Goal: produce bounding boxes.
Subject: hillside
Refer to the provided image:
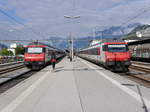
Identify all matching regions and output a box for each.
[74,23,142,49]
[0,23,148,50]
[122,24,150,40]
[0,43,7,50]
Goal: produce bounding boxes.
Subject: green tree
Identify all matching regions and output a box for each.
[0,48,13,56]
[15,46,25,55]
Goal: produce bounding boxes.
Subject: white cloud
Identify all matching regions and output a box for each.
[0,0,150,39]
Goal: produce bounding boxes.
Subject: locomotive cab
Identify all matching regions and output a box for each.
[24,42,65,70]
[77,39,131,72]
[24,46,46,70]
[103,43,131,72]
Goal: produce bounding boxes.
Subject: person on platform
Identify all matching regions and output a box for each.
[51,52,56,70]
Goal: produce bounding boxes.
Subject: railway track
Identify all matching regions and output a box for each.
[0,69,34,94]
[0,63,38,94]
[122,63,150,87]
[0,61,23,68]
[0,64,25,75]
[130,64,150,73]
[131,61,150,66]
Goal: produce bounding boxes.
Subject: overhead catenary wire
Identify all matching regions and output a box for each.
[0,9,25,26]
[0,38,93,43]
[0,8,45,38]
[118,6,150,35]
[1,3,150,42]
[119,9,148,27]
[92,6,150,37]
[0,8,81,44]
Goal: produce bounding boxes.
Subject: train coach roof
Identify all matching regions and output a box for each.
[79,38,126,51]
[27,42,64,52]
[128,38,150,45]
[89,38,125,46]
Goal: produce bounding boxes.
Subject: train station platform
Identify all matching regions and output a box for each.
[0,57,150,112]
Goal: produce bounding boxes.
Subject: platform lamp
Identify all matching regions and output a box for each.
[64,15,80,61]
[136,31,143,38]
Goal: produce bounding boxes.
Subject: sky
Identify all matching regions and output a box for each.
[0,0,150,40]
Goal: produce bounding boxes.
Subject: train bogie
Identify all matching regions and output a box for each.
[105,61,130,72]
[24,61,45,70]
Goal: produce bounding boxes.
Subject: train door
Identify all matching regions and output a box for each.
[45,48,49,62]
[100,43,106,63]
[97,46,101,62]
[93,47,98,62]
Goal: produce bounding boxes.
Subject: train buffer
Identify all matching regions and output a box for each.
[0,57,150,112]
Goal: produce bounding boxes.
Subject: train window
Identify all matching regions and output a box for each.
[88,48,98,55]
[49,50,52,55]
[93,48,98,55]
[43,48,46,53]
[107,44,128,52]
[25,48,28,53]
[96,48,98,55]
[102,45,107,51]
[27,47,43,54]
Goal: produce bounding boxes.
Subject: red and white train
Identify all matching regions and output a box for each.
[24,42,65,70]
[78,38,131,72]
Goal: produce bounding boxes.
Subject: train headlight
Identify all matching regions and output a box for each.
[109,59,113,61]
[24,62,29,65]
[106,61,115,66]
[107,58,114,61]
[38,62,44,65]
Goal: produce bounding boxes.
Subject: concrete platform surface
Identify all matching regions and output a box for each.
[0,57,149,112]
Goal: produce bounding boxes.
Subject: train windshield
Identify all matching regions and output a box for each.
[107,44,128,52]
[27,47,43,54]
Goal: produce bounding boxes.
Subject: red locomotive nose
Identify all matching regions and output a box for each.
[106,52,130,61]
[24,53,45,62]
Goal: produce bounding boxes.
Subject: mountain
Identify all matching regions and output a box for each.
[95,23,141,39]
[73,23,142,49]
[0,23,145,50]
[129,24,150,34]
[48,23,150,49]
[123,24,150,40]
[0,43,7,50]
[44,37,69,50]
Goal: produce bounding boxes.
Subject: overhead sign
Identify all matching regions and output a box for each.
[108,45,126,47]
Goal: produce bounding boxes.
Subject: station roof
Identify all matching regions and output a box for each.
[128,38,150,45]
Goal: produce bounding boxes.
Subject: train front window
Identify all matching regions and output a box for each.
[107,44,128,52]
[27,48,43,54]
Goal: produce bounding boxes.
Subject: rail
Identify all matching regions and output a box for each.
[0,61,23,68]
[128,63,150,83]
[0,64,25,75]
